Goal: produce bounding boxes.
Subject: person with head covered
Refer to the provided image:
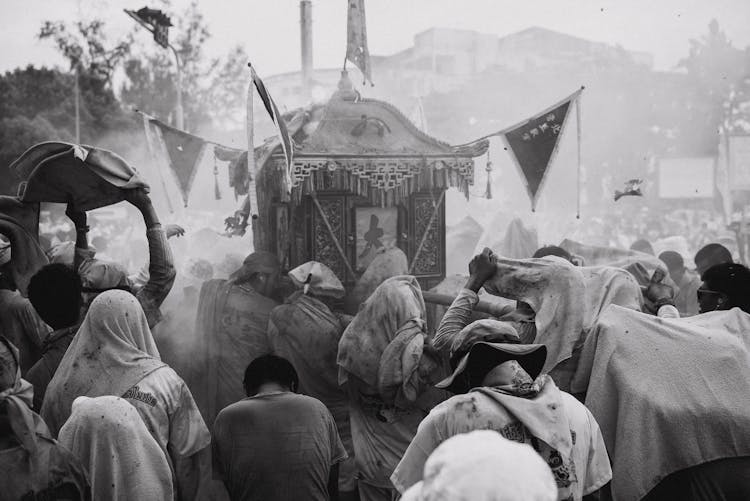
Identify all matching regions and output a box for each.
[25,188,177,411]
[0,238,50,374]
[267,261,357,499]
[193,251,281,429]
[0,336,90,500]
[391,322,611,501]
[338,275,446,501]
[41,290,210,500]
[58,396,174,500]
[400,430,557,501]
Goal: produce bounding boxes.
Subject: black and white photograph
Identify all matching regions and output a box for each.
[1,0,750,500]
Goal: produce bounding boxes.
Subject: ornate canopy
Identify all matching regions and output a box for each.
[271,71,488,206]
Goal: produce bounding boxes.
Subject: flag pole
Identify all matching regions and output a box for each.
[575,87,584,219]
[247,65,259,245]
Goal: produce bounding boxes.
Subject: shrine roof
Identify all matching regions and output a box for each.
[292,89,488,159]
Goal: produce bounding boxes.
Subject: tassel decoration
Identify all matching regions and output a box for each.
[484,150,493,199]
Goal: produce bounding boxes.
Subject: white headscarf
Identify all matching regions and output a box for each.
[59,396,174,500]
[402,430,557,501]
[41,290,165,436]
[288,261,345,298]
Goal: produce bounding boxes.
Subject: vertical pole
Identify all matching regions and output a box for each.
[74,67,80,143]
[300,0,313,97]
[575,94,582,219]
[247,74,260,248]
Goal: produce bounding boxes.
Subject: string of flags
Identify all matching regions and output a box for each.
[458,87,584,213]
[139,111,247,207]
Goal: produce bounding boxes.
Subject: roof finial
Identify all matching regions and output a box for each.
[335,69,358,101]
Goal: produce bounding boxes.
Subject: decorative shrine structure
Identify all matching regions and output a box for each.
[254,72,488,291]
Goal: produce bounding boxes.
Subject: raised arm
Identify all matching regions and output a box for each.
[433,248,497,351]
[124,188,176,328]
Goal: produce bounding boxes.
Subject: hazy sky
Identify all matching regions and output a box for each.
[2,0,750,77]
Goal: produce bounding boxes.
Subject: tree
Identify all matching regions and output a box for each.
[121,1,249,131]
[38,19,132,86]
[0,115,72,195]
[35,17,137,143]
[677,19,747,152]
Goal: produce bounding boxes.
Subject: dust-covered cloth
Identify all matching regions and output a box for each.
[12,141,150,211]
[193,279,278,429]
[0,336,91,501]
[482,256,642,389]
[338,275,432,405]
[0,197,48,296]
[58,396,174,500]
[347,247,409,312]
[268,291,355,490]
[559,239,665,273]
[338,276,444,496]
[391,377,612,501]
[41,290,166,436]
[0,288,49,373]
[398,430,557,501]
[558,239,678,305]
[573,305,750,501]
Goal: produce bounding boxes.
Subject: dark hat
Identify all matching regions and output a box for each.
[435,341,547,394]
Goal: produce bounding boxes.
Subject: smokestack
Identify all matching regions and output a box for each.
[300,0,313,94]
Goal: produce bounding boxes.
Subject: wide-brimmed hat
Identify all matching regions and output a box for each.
[436,341,547,394]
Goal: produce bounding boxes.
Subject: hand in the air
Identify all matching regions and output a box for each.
[165,224,186,239]
[469,247,497,283]
[466,247,497,292]
[65,202,87,229]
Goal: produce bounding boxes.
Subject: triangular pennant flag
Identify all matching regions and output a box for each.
[346,0,373,85]
[249,65,293,192]
[150,119,206,207]
[501,89,581,211]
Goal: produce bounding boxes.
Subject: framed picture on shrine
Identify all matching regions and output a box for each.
[354,207,398,272]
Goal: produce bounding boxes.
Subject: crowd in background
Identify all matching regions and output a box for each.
[2,189,750,501]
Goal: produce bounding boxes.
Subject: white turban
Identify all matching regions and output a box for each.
[402,430,557,501]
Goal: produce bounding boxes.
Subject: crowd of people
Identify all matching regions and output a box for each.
[1,186,750,501]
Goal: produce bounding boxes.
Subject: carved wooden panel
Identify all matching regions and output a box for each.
[310,195,347,280]
[409,192,445,277]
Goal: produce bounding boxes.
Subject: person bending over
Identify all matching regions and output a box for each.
[212,354,347,501]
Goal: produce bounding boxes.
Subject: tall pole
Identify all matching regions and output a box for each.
[74,67,80,143]
[300,0,313,98]
[169,44,184,129]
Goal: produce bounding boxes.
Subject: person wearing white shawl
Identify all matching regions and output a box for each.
[400,430,557,501]
[41,290,211,500]
[59,396,174,500]
[391,335,611,501]
[0,336,90,500]
[338,276,445,501]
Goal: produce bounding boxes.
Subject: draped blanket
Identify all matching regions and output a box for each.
[574,305,750,501]
[483,257,642,385]
[338,275,432,406]
[41,290,165,436]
